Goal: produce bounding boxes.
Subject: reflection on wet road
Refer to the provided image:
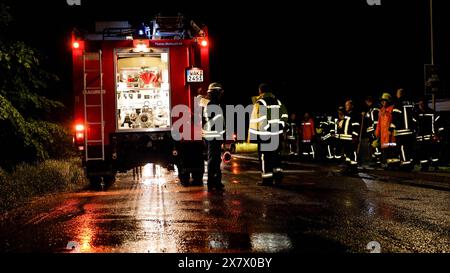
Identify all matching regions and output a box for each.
[0,156,449,253]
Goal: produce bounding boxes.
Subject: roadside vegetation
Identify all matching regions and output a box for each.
[0,158,87,213]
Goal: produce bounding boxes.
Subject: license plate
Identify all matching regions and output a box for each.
[186,68,204,83]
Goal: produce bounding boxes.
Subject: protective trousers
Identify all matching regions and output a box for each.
[207,140,222,186]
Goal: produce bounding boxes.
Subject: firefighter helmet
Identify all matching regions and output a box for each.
[380,93,392,102]
[207,82,223,92]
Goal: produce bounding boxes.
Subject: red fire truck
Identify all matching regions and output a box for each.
[71,16,209,187]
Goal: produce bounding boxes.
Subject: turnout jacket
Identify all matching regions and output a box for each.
[249,92,288,140]
[338,110,361,142]
[366,104,380,136]
[319,117,335,141]
[415,108,445,141]
[286,119,298,140]
[392,98,416,137]
[199,95,225,140]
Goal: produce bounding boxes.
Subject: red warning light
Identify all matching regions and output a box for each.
[73,41,80,49]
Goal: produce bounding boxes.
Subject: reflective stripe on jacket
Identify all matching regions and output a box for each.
[249,93,288,139]
[392,100,415,136]
[415,109,445,141]
[338,111,360,141]
[201,98,225,140]
[366,106,380,134]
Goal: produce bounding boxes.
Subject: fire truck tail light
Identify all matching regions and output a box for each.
[72,41,80,49]
[75,124,85,142]
[75,133,84,141]
[75,124,85,132]
[200,39,208,47]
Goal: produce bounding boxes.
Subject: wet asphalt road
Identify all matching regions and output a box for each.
[0,156,449,253]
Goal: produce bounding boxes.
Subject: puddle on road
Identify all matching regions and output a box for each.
[142,164,166,186]
[250,233,293,252]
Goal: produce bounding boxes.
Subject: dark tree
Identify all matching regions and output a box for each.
[0,4,71,168]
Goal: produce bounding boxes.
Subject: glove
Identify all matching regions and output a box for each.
[371,138,380,148]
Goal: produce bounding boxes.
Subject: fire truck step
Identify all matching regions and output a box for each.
[85,87,104,90]
[87,140,103,143]
[86,104,102,107]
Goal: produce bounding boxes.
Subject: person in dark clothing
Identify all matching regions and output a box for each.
[364,96,382,165]
[392,88,416,170]
[249,83,288,186]
[414,97,445,171]
[286,113,299,156]
[338,100,361,174]
[319,115,337,161]
[201,82,226,191]
[334,106,346,161]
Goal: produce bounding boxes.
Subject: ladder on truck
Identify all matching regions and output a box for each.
[83,50,105,161]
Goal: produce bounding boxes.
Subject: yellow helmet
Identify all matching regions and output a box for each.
[207,82,223,92]
[380,93,392,102]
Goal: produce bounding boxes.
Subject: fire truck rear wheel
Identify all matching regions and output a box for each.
[88,176,102,189]
[179,172,190,187]
[103,175,116,186]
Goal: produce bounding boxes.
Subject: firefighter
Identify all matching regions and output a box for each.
[201,82,226,191]
[334,106,345,161]
[375,93,399,168]
[319,115,336,161]
[286,113,299,156]
[299,112,316,161]
[338,100,360,174]
[249,83,288,186]
[414,97,445,171]
[364,96,382,165]
[392,88,416,170]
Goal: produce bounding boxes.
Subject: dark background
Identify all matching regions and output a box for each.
[5,0,450,116]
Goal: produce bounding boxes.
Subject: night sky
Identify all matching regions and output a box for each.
[5,0,450,116]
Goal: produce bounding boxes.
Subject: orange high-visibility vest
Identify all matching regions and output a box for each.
[375,105,396,149]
